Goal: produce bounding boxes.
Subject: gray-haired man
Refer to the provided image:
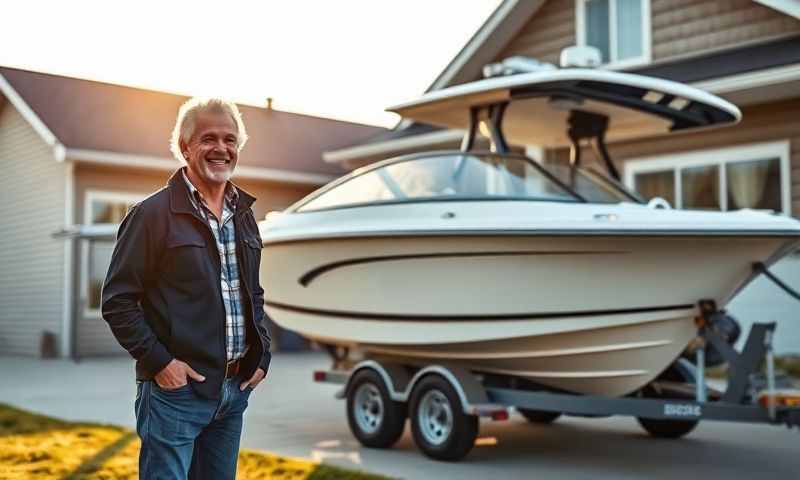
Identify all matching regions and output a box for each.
[102,98,270,479]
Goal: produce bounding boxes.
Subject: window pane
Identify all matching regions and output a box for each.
[298,154,577,212]
[634,170,675,206]
[88,241,114,309]
[585,0,611,63]
[727,157,782,212]
[616,0,643,60]
[91,200,135,224]
[681,165,720,210]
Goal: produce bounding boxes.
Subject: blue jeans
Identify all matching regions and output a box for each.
[135,377,253,480]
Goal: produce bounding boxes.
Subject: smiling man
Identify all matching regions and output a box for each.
[101,98,271,479]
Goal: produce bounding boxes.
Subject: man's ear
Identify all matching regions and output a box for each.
[179,139,188,158]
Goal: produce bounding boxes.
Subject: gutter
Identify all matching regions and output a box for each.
[65,148,337,186]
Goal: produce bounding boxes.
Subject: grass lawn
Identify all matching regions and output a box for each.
[0,403,390,480]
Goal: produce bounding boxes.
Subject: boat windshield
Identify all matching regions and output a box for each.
[295,153,580,212]
[544,164,644,204]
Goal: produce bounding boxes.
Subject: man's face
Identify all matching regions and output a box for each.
[181,110,239,186]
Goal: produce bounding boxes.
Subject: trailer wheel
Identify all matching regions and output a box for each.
[346,369,406,449]
[636,366,699,439]
[637,416,698,439]
[409,375,478,461]
[518,408,561,424]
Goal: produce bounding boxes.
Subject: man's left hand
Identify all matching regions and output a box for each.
[240,368,266,391]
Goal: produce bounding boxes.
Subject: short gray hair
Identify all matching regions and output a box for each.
[170,97,249,162]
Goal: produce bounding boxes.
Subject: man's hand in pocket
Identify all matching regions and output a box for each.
[155,359,206,389]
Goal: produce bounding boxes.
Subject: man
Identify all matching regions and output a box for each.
[102,97,270,479]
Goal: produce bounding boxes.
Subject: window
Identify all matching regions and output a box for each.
[82,191,144,314]
[625,141,791,215]
[296,153,580,212]
[576,0,651,68]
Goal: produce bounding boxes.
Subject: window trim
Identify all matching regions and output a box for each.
[575,0,652,70]
[624,140,792,216]
[81,190,147,318]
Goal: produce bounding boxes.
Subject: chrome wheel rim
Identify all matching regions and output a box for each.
[354,383,384,434]
[418,390,453,446]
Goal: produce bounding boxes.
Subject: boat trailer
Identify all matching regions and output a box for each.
[313,262,800,461]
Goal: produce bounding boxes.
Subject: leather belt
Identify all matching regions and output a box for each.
[225,359,241,379]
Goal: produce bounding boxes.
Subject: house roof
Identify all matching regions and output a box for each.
[0,66,385,178]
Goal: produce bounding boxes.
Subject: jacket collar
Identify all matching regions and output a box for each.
[168,168,256,216]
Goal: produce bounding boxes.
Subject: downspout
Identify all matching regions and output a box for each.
[59,148,76,359]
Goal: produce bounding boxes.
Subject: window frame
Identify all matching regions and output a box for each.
[81,190,146,318]
[575,0,652,70]
[624,140,792,216]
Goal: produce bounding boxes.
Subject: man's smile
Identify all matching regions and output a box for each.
[206,158,231,166]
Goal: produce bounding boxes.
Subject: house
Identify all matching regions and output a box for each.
[324,0,800,353]
[0,66,384,359]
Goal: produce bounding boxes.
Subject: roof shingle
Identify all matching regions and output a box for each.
[0,66,385,175]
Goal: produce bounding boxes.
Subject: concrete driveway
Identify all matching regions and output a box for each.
[1,352,798,479]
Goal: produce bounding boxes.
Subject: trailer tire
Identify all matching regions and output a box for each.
[409,375,478,461]
[637,365,699,439]
[637,416,698,439]
[346,369,406,449]
[518,408,561,424]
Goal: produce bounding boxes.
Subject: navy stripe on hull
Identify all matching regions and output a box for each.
[264,301,696,322]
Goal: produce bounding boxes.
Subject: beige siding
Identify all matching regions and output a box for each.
[73,165,316,224]
[0,104,66,356]
[550,99,800,217]
[494,0,800,66]
[72,163,316,356]
[234,178,316,220]
[652,0,800,60]
[496,0,575,65]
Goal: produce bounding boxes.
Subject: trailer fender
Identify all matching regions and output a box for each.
[343,361,504,416]
[343,360,412,402]
[406,364,497,416]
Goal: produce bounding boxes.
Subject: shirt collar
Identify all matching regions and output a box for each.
[181,167,238,212]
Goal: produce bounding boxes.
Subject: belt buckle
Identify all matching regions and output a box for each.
[226,359,240,378]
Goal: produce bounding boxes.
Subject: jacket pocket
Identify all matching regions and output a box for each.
[163,232,208,285]
[242,235,262,285]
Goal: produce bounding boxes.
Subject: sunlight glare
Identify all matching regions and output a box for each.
[1,0,502,127]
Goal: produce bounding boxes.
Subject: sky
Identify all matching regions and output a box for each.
[1,1,503,128]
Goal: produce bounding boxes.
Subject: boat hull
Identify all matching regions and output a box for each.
[261,234,788,396]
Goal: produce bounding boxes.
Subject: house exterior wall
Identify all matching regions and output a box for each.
[0,104,66,356]
[73,164,317,224]
[495,0,800,66]
[71,163,316,356]
[496,0,575,66]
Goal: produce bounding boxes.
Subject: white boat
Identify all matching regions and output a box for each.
[259,67,800,396]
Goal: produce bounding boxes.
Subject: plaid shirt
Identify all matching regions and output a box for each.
[182,169,247,362]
